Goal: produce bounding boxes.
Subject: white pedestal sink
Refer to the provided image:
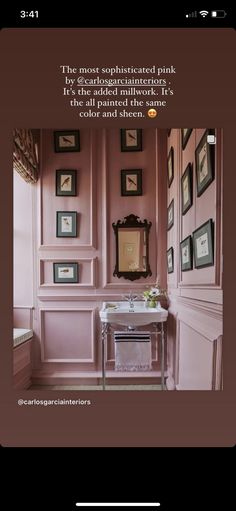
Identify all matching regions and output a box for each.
[99,301,168,327]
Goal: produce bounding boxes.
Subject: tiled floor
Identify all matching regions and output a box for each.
[30,384,163,391]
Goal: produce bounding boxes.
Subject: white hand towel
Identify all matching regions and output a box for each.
[114,331,152,371]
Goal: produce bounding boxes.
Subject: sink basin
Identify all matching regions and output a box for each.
[99,301,168,327]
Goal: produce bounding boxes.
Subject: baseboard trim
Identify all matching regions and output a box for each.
[32,370,166,387]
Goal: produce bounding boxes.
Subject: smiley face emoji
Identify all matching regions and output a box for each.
[148,108,157,118]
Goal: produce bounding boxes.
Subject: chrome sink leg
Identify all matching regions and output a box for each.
[161,322,165,390]
[101,323,108,390]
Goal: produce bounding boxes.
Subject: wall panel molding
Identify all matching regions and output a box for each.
[38,245,97,251]
[39,257,96,289]
[102,282,158,290]
[39,130,96,250]
[177,319,215,390]
[166,311,178,390]
[37,293,162,302]
[177,295,222,319]
[215,128,223,287]
[40,308,95,363]
[212,335,223,390]
[178,309,222,342]
[179,286,222,304]
[102,128,159,288]
[101,129,109,288]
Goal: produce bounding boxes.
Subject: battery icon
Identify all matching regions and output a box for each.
[211,10,227,18]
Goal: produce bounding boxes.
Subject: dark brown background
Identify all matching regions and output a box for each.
[0,28,235,447]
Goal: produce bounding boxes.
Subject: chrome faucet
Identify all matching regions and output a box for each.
[123,291,139,311]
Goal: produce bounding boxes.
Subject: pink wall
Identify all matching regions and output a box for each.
[30,128,167,384]
[14,171,33,306]
[181,129,217,285]
[41,130,92,247]
[166,129,223,390]
[107,128,157,284]
[41,309,94,362]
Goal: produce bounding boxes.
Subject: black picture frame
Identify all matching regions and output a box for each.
[167,247,174,273]
[121,169,142,196]
[181,163,193,215]
[180,236,193,271]
[56,170,77,196]
[56,211,77,237]
[192,219,214,269]
[53,262,78,283]
[167,199,174,230]
[54,130,80,152]
[195,129,215,197]
[181,129,193,150]
[167,147,174,187]
[120,129,142,152]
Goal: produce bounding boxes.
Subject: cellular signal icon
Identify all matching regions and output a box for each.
[186,11,197,17]
[199,10,209,17]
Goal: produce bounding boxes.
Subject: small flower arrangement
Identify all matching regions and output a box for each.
[143,279,167,307]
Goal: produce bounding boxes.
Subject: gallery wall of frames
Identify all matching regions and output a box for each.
[166,128,223,390]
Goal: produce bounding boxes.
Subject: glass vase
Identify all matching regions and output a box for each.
[148,300,157,308]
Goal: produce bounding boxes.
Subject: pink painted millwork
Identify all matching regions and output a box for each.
[166,129,223,390]
[34,129,167,384]
[106,128,157,284]
[13,128,222,388]
[40,309,95,363]
[41,129,94,247]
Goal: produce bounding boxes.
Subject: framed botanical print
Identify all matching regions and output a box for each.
[167,199,174,230]
[192,219,214,268]
[121,169,142,196]
[54,130,80,152]
[180,236,193,271]
[56,211,77,237]
[167,147,174,187]
[181,163,193,215]
[120,129,142,151]
[181,129,193,150]
[167,247,174,273]
[56,170,77,196]
[195,129,215,196]
[53,262,78,283]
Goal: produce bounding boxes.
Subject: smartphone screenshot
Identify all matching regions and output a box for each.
[0,8,235,462]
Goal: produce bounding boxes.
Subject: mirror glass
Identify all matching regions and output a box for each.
[113,214,152,281]
[118,228,146,272]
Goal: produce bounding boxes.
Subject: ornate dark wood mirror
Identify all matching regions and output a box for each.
[112,214,152,281]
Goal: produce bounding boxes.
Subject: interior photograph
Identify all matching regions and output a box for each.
[13,127,223,390]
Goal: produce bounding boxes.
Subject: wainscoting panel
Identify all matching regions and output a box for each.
[40,308,95,363]
[177,320,214,390]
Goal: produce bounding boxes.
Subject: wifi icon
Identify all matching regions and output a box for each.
[199,10,209,17]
